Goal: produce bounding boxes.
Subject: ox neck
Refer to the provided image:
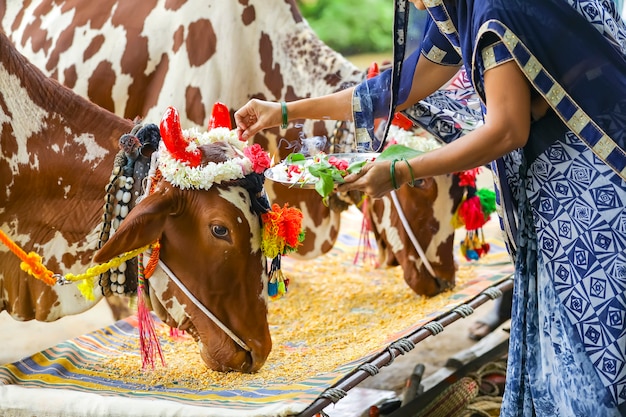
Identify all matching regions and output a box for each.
[389,190,443,287]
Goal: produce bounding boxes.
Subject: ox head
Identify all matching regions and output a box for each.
[94,106,276,373]
[365,174,464,296]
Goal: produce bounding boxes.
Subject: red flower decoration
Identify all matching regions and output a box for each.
[328,156,349,171]
[244,143,271,174]
[287,164,302,178]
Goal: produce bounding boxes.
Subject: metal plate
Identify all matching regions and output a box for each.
[264,152,379,189]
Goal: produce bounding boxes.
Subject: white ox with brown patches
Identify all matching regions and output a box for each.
[0,0,363,261]
[0,31,273,372]
[1,0,465,296]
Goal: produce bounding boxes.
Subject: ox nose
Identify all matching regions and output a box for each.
[200,337,270,373]
[242,338,271,373]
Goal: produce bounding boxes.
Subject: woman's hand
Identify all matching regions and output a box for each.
[337,159,398,199]
[235,99,282,140]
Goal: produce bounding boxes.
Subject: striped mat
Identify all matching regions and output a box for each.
[0,207,514,417]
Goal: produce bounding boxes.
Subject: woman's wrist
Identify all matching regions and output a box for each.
[280,101,289,128]
[390,158,416,189]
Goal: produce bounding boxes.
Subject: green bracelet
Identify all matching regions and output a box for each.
[390,159,399,190]
[402,158,416,187]
[280,101,288,129]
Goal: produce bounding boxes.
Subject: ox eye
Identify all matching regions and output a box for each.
[211,224,229,239]
[411,179,425,187]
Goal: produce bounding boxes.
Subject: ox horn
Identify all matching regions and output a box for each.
[207,102,232,130]
[159,106,202,167]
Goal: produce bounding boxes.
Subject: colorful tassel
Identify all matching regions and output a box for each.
[268,255,289,300]
[169,327,186,339]
[458,194,486,231]
[453,167,495,262]
[477,187,496,217]
[459,229,491,261]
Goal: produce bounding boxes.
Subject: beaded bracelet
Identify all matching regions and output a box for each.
[280,101,288,129]
[390,159,399,190]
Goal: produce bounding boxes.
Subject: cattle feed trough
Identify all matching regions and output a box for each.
[0,30,288,373]
[1,0,467,298]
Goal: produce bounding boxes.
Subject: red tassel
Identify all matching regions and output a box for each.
[456,168,480,188]
[208,102,232,130]
[458,195,487,231]
[354,198,379,267]
[137,255,166,369]
[169,327,186,339]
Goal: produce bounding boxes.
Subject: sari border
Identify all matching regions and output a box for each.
[423,0,462,57]
[474,19,626,181]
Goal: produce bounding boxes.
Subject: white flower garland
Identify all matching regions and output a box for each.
[387,124,442,152]
[182,126,247,151]
[159,127,254,190]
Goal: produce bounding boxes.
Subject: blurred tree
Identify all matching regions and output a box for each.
[297,0,393,55]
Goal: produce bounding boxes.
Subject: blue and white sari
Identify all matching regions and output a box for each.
[352,1,626,415]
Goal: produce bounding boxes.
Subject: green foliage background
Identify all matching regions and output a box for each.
[297,0,394,55]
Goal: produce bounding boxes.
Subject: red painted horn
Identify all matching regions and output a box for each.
[160,106,202,167]
[207,102,232,130]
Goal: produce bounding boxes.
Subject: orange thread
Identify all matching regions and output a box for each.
[149,168,163,194]
[143,167,163,278]
[143,241,161,278]
[0,229,56,286]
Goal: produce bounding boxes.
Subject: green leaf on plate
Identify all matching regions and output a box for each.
[377,144,424,161]
[315,172,335,200]
[347,160,368,174]
[307,164,327,178]
[285,153,306,163]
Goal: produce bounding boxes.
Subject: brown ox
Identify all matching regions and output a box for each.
[0,31,271,372]
[1,0,464,296]
[365,176,464,296]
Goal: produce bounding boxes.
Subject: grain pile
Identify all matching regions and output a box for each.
[97,245,488,391]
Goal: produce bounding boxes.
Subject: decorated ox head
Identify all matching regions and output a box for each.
[364,174,464,297]
[94,106,289,373]
[360,124,492,297]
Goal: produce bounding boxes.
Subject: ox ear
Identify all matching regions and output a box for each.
[94,189,174,263]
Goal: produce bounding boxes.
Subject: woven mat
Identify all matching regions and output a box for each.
[0,207,513,417]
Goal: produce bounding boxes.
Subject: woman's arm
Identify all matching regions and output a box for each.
[397,57,460,111]
[338,60,532,198]
[235,88,355,140]
[235,53,460,140]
